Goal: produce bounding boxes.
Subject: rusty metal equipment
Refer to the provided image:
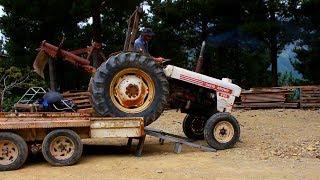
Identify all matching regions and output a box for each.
[33,6,143,81]
[33,41,99,79]
[123,6,144,51]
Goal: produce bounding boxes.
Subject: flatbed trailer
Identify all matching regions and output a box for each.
[0,112,145,171]
[0,112,216,171]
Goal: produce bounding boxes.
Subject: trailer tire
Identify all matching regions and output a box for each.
[91,52,169,126]
[0,132,28,171]
[42,129,83,166]
[204,113,240,150]
[182,115,206,140]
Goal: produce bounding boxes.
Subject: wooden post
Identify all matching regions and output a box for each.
[48,58,56,91]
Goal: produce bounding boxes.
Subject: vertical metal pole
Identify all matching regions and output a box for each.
[195,41,206,73]
[48,58,56,91]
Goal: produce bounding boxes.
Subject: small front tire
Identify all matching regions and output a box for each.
[204,113,240,150]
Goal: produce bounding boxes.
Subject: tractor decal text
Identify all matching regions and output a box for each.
[180,74,233,94]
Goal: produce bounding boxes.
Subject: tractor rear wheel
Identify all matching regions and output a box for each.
[91,52,169,126]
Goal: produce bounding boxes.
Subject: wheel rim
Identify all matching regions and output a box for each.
[50,136,75,160]
[0,140,19,165]
[213,121,235,143]
[110,68,155,113]
[190,116,205,136]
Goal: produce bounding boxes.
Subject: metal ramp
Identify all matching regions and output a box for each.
[144,127,216,154]
[14,87,47,112]
[16,87,46,105]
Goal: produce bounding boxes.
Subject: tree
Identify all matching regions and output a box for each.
[0,67,29,111]
[0,0,143,91]
[293,0,320,84]
[0,36,4,54]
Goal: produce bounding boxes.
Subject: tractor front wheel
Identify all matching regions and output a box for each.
[204,113,240,150]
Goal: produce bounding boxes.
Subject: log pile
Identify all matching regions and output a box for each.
[300,86,320,108]
[236,86,320,109]
[62,91,93,113]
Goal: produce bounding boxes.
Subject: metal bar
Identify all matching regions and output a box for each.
[135,135,146,157]
[195,41,206,73]
[128,8,143,51]
[48,57,56,91]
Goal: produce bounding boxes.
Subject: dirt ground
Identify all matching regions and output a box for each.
[2,109,320,179]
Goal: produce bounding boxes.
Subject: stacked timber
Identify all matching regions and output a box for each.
[238,88,298,109]
[236,86,320,109]
[62,91,93,113]
[300,86,320,108]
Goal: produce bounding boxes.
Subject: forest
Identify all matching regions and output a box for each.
[0,0,319,111]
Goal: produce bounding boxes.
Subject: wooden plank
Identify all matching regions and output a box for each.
[62,91,90,97]
[73,99,91,104]
[300,102,320,108]
[241,102,298,108]
[77,104,92,108]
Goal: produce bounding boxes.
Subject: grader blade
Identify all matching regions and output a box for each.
[33,50,49,79]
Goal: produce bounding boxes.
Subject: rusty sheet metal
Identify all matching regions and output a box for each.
[33,50,49,78]
[0,112,91,130]
[90,117,144,138]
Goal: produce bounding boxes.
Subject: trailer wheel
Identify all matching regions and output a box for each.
[0,132,28,171]
[91,52,169,126]
[204,113,240,150]
[182,115,206,140]
[42,129,83,166]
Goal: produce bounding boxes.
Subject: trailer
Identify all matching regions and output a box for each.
[0,112,145,171]
[0,112,217,171]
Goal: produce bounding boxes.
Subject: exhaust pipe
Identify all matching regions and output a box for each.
[195,41,206,73]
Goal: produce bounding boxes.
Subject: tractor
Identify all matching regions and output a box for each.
[32,8,242,150]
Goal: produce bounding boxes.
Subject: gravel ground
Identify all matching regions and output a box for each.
[1,109,320,179]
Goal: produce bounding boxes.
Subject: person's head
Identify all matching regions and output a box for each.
[141,28,155,42]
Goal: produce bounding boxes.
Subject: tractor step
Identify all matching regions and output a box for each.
[144,127,216,154]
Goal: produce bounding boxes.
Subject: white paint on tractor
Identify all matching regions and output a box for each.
[163,65,242,112]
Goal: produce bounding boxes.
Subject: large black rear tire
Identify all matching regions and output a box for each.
[91,52,169,126]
